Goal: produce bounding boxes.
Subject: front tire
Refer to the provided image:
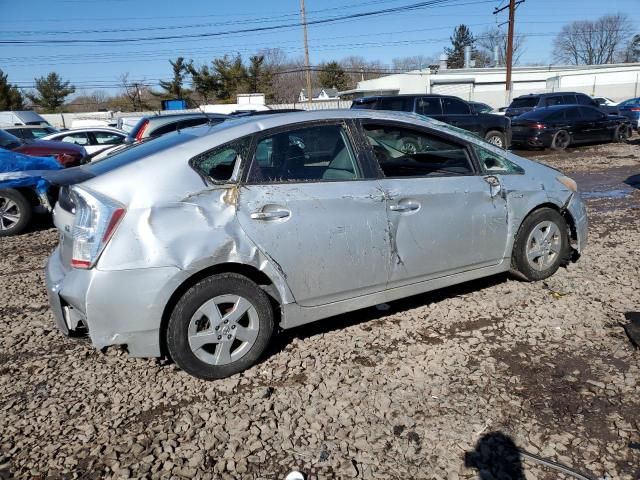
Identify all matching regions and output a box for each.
[166,273,274,380]
[511,208,569,281]
[0,189,32,237]
[484,130,506,149]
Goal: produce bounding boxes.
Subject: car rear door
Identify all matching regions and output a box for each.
[577,107,610,140]
[564,107,587,141]
[236,120,391,307]
[441,97,481,134]
[359,120,508,288]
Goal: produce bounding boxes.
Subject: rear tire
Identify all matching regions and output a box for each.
[550,130,571,151]
[0,189,32,237]
[511,208,570,281]
[613,124,631,143]
[484,130,506,148]
[166,273,274,380]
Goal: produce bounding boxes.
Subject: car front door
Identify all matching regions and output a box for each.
[441,97,480,135]
[359,121,509,288]
[236,121,391,307]
[564,107,586,142]
[578,107,610,140]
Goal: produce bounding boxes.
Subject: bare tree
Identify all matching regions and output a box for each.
[477,28,526,66]
[340,56,386,87]
[391,55,436,72]
[553,14,633,65]
[119,73,145,111]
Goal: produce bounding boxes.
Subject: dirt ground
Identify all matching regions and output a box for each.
[1,139,639,480]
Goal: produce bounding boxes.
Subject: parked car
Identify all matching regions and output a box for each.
[2,125,58,140]
[126,113,228,143]
[0,110,51,127]
[617,97,640,131]
[42,127,127,154]
[505,92,615,118]
[46,110,587,380]
[592,96,618,107]
[0,149,62,236]
[0,129,86,167]
[511,105,633,150]
[351,94,511,148]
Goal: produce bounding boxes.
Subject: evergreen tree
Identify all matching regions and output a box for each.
[25,72,75,112]
[0,70,24,110]
[158,57,190,99]
[318,61,350,91]
[445,25,475,69]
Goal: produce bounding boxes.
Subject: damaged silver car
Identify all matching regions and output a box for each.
[45,110,588,380]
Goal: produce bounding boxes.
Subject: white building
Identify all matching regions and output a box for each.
[299,88,340,102]
[341,63,640,108]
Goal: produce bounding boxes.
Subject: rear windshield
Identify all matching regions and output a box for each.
[509,97,539,108]
[87,131,196,176]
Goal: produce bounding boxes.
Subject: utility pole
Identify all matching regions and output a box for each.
[494,0,524,105]
[300,0,313,106]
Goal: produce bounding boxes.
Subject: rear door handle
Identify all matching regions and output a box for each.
[390,202,420,213]
[250,209,291,220]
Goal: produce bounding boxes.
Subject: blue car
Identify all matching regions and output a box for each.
[0,148,62,236]
[618,97,640,131]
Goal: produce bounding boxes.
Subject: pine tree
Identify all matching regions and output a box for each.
[158,57,190,99]
[25,72,75,112]
[445,25,475,69]
[0,70,24,110]
[318,61,350,91]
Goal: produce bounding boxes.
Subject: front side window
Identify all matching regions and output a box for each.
[363,123,474,177]
[190,137,251,182]
[562,94,578,104]
[247,124,360,183]
[474,146,524,174]
[545,96,564,107]
[442,98,471,115]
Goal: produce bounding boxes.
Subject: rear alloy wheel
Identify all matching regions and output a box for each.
[484,130,506,148]
[0,189,31,237]
[613,124,632,143]
[550,130,571,151]
[511,208,569,281]
[167,273,274,380]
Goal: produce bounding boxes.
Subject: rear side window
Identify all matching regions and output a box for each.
[191,137,251,182]
[363,123,474,177]
[60,132,90,146]
[417,97,442,115]
[248,124,360,183]
[376,97,415,112]
[92,131,124,145]
[545,96,564,107]
[509,97,538,108]
[442,98,471,114]
[474,146,524,174]
[577,94,594,106]
[562,94,578,105]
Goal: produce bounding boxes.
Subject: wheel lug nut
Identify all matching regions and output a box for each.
[217,335,222,340]
[224,320,228,324]
[215,326,219,331]
[227,335,232,339]
[231,325,236,329]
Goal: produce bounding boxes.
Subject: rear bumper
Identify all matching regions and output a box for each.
[511,131,552,148]
[45,247,182,357]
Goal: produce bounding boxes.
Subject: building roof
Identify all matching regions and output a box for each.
[300,88,340,98]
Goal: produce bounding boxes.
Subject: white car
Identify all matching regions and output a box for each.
[592,96,618,107]
[42,127,127,154]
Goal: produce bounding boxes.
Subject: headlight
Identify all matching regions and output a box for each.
[556,176,578,192]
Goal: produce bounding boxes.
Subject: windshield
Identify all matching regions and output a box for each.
[87,131,196,176]
[0,129,23,150]
[509,97,538,109]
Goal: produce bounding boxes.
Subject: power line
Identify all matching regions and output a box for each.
[0,0,495,45]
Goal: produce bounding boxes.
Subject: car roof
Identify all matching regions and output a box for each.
[47,127,124,134]
[143,112,228,121]
[1,125,54,129]
[355,94,451,100]
[514,92,584,99]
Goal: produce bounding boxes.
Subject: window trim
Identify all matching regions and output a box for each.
[356,119,483,180]
[241,119,376,185]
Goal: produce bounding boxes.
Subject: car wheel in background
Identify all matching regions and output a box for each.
[511,208,569,281]
[613,124,632,143]
[166,273,274,380]
[484,130,506,148]
[0,189,32,237]
[550,130,571,151]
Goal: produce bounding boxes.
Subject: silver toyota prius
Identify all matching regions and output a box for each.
[45,110,588,380]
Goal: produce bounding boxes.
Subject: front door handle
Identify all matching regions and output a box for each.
[250,209,291,220]
[390,202,420,213]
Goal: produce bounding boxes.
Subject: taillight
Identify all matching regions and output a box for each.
[69,186,126,269]
[533,123,546,129]
[135,120,150,142]
[629,107,640,112]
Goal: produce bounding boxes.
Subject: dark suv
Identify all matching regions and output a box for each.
[505,92,617,118]
[351,95,511,148]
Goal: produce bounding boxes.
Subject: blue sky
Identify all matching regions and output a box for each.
[1,0,638,96]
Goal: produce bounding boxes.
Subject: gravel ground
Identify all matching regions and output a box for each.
[1,140,639,480]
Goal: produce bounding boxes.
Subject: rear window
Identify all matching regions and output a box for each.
[509,97,539,108]
[351,98,377,110]
[353,97,414,112]
[87,132,196,176]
